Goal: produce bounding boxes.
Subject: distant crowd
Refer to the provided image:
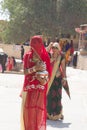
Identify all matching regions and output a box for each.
[44,38,78,68]
[0,37,78,73]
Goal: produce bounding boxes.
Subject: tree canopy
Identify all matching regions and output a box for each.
[1,0,87,43]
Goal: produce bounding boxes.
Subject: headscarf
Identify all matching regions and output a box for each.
[52,42,61,51]
[22,36,51,130]
[23,35,52,91]
[30,35,52,77]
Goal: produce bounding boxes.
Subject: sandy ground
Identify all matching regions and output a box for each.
[77,55,87,70]
[0,67,87,130]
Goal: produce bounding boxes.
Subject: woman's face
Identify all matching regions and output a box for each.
[52,46,59,54]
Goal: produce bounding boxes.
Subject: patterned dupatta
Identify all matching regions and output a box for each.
[47,55,61,94]
[47,54,71,99]
[21,36,52,130]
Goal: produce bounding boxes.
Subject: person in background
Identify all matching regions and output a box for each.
[11,56,17,70]
[63,40,70,65]
[6,56,14,71]
[70,40,74,55]
[73,52,78,68]
[46,42,68,120]
[65,40,70,52]
[20,35,51,130]
[21,45,25,61]
[67,40,74,66]
[0,52,8,73]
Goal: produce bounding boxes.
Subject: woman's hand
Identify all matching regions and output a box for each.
[35,62,46,72]
[36,74,47,85]
[46,42,53,52]
[24,61,46,75]
[62,78,67,86]
[49,42,53,48]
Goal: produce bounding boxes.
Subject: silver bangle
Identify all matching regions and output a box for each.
[28,68,33,73]
[28,67,36,74]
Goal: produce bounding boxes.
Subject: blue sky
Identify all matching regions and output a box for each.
[0,0,9,20]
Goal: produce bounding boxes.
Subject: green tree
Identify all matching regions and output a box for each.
[58,0,87,34]
[0,20,8,41]
[2,0,58,43]
[1,0,87,43]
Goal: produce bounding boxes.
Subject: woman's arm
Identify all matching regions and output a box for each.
[61,58,67,86]
[61,58,67,78]
[46,42,53,52]
[24,62,46,75]
[24,66,36,75]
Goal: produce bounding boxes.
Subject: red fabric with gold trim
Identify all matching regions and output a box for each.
[23,36,52,130]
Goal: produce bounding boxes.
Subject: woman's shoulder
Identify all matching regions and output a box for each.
[24,51,32,59]
[24,51,32,56]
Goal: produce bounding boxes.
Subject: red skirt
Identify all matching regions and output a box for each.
[21,89,47,130]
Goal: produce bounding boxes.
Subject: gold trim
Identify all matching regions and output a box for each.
[47,111,63,120]
[20,91,27,130]
[47,55,61,94]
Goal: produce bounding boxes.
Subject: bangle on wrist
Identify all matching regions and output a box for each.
[28,67,36,74]
[28,68,33,73]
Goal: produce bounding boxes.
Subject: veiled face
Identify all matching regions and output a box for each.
[32,49,41,63]
[30,35,44,60]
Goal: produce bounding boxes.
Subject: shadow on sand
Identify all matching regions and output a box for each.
[47,119,71,128]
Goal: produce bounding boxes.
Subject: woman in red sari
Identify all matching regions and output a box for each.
[20,35,51,130]
[6,56,14,71]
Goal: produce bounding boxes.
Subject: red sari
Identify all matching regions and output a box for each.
[21,36,51,130]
